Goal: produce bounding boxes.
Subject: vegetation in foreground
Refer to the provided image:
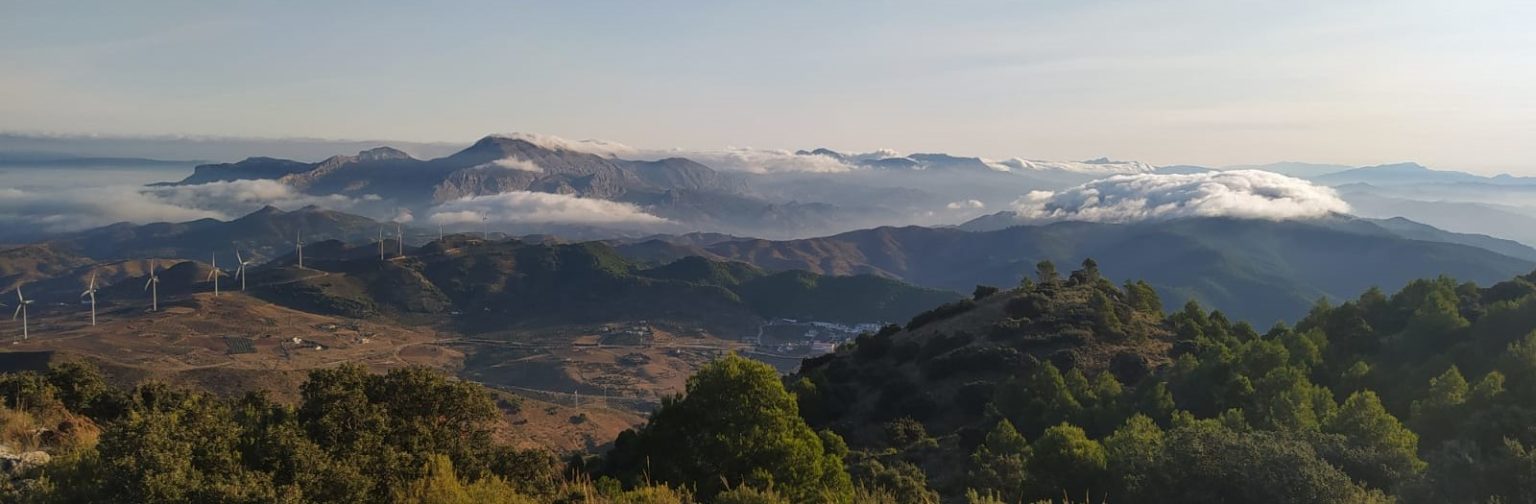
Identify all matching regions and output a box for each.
[5,259,1536,502]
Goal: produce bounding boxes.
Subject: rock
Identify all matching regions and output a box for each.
[1,451,50,475]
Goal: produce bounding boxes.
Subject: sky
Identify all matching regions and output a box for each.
[3,0,1534,173]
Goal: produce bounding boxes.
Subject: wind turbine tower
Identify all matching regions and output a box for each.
[234,249,253,291]
[145,261,160,312]
[396,223,404,257]
[12,286,33,340]
[81,271,98,326]
[207,253,224,296]
[295,230,305,269]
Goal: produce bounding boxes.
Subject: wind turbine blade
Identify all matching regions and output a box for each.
[145,277,153,290]
[89,271,96,289]
[235,249,243,263]
[11,305,19,320]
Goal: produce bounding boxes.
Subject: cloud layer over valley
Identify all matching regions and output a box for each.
[427,191,672,227]
[1010,170,1350,224]
[0,179,388,238]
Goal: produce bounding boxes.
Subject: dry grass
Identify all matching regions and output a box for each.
[0,404,99,454]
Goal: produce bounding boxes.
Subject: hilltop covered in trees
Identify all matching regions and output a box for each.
[8,259,1536,502]
[786,259,1536,502]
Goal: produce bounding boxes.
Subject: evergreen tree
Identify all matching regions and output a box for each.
[967,419,1029,502]
[1026,423,1107,499]
[606,354,853,502]
[1103,414,1164,497]
[1324,391,1426,487]
[1090,290,1124,335]
[1036,260,1060,285]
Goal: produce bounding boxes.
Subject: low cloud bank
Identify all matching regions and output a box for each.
[474,157,544,173]
[946,199,986,210]
[427,191,671,227]
[0,179,384,234]
[1011,170,1350,223]
[489,133,859,174]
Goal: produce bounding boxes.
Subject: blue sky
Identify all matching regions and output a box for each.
[3,0,1533,172]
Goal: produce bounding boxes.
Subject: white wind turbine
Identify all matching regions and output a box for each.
[396,222,404,257]
[234,249,254,291]
[12,285,33,340]
[81,271,99,326]
[144,261,160,312]
[206,253,225,296]
[295,230,305,269]
[377,226,386,260]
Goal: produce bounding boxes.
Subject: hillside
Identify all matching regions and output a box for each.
[625,217,1536,324]
[49,205,383,263]
[0,243,93,292]
[783,261,1536,502]
[246,236,960,329]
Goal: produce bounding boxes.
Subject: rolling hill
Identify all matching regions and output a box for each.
[45,205,385,263]
[617,217,1536,324]
[242,235,961,330]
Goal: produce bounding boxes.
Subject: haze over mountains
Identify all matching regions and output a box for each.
[7,132,1536,249]
[4,132,1536,322]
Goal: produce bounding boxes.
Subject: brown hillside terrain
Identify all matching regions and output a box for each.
[0,293,645,452]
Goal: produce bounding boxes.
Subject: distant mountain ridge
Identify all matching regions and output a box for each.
[243,236,961,328]
[47,205,385,263]
[1314,162,1536,187]
[167,135,890,237]
[616,217,1536,323]
[794,147,1157,176]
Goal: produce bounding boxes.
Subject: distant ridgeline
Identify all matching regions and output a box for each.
[619,216,1536,324]
[11,259,1536,502]
[244,235,961,330]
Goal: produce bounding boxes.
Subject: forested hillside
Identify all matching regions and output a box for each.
[8,260,1536,503]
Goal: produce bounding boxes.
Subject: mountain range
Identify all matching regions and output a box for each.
[168,136,889,238]
[8,197,1534,325]
[614,216,1536,324]
[91,236,961,330]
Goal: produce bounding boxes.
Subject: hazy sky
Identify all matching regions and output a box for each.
[3,1,1533,173]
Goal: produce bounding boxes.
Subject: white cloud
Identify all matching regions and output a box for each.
[994,158,1158,175]
[487,132,637,158]
[0,179,386,234]
[427,191,671,226]
[686,148,858,174]
[142,179,374,214]
[1010,170,1350,223]
[0,186,221,233]
[489,132,861,174]
[476,157,544,173]
[946,199,986,210]
[393,208,414,223]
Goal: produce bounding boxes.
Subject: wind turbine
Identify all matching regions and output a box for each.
[438,224,444,242]
[144,261,160,312]
[396,222,404,257]
[13,285,33,340]
[377,226,386,260]
[234,249,253,291]
[81,271,98,326]
[206,253,225,296]
[295,230,305,269]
